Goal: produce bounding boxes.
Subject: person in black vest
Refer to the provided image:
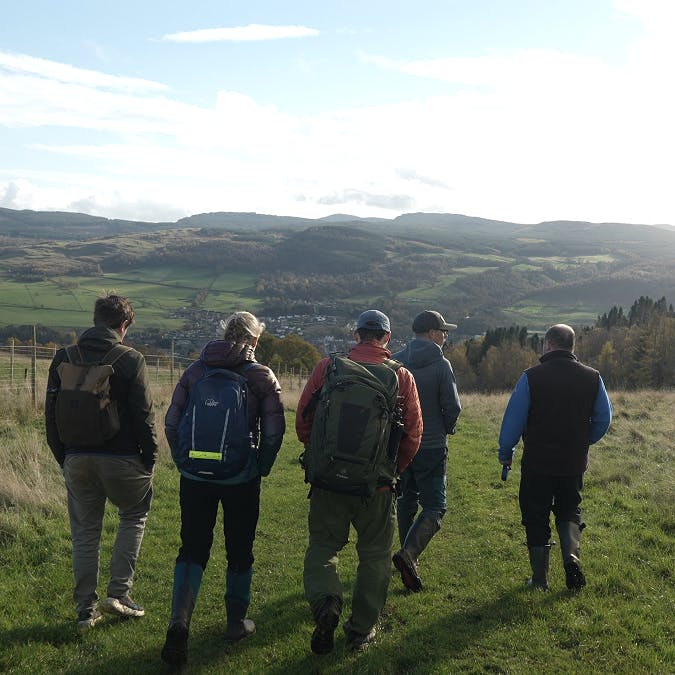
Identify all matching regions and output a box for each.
[497,324,612,591]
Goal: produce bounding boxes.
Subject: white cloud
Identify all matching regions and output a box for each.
[2,0,675,231]
[162,24,318,43]
[0,50,166,92]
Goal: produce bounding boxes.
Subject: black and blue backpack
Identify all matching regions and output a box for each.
[175,362,257,479]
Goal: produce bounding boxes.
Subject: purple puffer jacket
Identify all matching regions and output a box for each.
[164,340,285,478]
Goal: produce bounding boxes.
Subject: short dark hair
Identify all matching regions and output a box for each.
[545,324,575,351]
[93,293,135,329]
[356,327,387,342]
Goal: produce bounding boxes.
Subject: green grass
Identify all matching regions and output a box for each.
[504,302,602,328]
[0,269,259,330]
[0,391,673,673]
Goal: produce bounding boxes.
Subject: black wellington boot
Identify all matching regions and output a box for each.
[557,521,586,590]
[526,545,551,590]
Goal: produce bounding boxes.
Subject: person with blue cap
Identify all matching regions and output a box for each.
[296,309,422,654]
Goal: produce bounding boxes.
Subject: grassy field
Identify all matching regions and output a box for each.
[0,269,260,331]
[0,386,673,674]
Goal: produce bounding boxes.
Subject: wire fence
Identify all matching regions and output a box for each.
[0,343,309,405]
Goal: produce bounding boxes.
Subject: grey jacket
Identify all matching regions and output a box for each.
[393,338,461,451]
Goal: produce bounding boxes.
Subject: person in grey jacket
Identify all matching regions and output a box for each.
[45,293,158,632]
[391,310,461,591]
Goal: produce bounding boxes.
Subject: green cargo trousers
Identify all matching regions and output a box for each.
[304,486,396,635]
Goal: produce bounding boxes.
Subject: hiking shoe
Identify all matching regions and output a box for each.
[310,596,342,655]
[161,623,189,667]
[564,560,587,591]
[392,550,423,592]
[101,595,145,617]
[225,618,256,644]
[343,620,377,652]
[77,608,103,633]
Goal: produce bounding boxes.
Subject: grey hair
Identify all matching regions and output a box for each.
[545,323,575,351]
[219,311,265,344]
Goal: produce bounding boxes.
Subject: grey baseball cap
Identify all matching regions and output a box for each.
[412,310,457,333]
[356,309,391,332]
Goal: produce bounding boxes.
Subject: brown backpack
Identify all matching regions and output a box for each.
[55,344,131,447]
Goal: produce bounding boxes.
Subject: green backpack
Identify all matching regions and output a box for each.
[302,355,403,496]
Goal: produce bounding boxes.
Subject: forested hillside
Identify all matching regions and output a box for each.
[1,207,674,337]
[448,296,675,390]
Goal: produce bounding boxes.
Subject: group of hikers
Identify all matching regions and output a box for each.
[44,293,612,667]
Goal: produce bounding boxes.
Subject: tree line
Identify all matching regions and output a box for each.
[5,295,673,392]
[445,296,674,392]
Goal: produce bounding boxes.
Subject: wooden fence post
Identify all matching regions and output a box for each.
[170,339,175,384]
[31,325,37,408]
[10,337,15,387]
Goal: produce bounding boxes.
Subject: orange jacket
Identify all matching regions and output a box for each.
[296,341,423,474]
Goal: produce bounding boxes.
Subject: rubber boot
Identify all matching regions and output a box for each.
[526,545,551,590]
[224,567,256,643]
[557,521,586,590]
[161,561,203,666]
[397,512,415,549]
[397,504,416,549]
[392,515,440,592]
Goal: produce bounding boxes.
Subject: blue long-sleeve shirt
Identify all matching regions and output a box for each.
[498,373,612,464]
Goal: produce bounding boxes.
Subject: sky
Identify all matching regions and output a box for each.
[1,0,674,225]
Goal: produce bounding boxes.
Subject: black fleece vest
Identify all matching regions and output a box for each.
[523,350,599,476]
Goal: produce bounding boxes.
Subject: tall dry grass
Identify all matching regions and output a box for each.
[0,373,303,516]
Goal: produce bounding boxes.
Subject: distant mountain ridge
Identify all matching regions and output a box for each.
[1,205,672,240]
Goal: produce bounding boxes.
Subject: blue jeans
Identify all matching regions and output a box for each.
[397,447,447,542]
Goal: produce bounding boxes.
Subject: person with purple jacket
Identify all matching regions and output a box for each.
[498,324,612,591]
[161,312,285,667]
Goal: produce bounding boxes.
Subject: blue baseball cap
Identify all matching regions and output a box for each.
[356,309,391,332]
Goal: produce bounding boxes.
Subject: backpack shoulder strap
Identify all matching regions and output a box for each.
[64,345,82,364]
[382,358,402,372]
[100,344,132,367]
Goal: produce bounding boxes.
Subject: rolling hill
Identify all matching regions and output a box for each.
[0,207,673,340]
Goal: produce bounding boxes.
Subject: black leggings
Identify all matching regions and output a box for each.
[177,474,261,571]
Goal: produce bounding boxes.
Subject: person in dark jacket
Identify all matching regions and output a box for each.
[161,311,285,667]
[391,310,461,591]
[498,323,612,591]
[45,293,158,632]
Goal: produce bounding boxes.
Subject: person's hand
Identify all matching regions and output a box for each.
[498,447,514,466]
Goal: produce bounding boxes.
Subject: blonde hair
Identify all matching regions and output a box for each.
[219,311,265,344]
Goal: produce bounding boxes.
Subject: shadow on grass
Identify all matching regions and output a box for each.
[0,619,81,648]
[0,586,564,674]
